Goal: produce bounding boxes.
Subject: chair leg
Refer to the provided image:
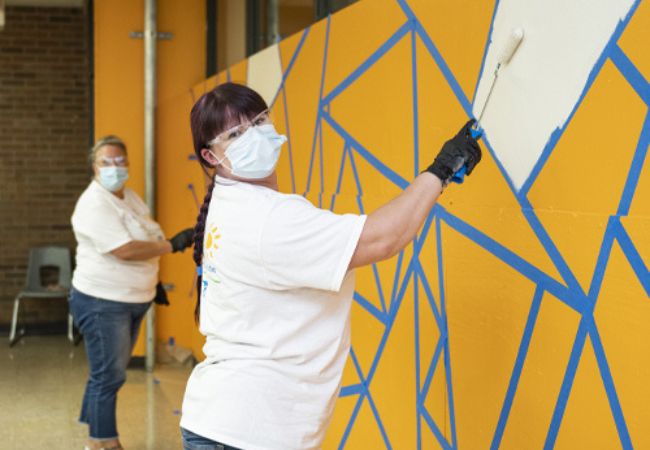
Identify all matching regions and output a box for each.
[67,313,74,343]
[9,296,21,347]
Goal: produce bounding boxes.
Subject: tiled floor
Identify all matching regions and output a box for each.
[0,335,191,450]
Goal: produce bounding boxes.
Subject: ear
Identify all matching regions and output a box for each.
[201,147,220,167]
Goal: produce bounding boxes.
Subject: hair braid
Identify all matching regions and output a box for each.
[192,176,216,322]
[189,82,267,323]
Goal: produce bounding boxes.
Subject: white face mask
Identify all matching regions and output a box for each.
[211,124,287,179]
[98,166,129,192]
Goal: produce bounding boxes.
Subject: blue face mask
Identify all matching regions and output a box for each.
[98,166,129,192]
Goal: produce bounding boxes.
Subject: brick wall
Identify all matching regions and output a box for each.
[0,6,90,329]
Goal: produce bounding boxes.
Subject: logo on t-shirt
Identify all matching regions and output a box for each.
[204,225,222,259]
[202,226,222,291]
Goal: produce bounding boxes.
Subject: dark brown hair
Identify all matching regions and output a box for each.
[190,82,267,321]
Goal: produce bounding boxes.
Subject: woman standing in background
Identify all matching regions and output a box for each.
[69,135,194,450]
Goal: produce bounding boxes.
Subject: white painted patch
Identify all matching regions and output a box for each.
[473,0,635,191]
[247,43,284,107]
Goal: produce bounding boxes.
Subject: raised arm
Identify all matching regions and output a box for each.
[349,120,481,269]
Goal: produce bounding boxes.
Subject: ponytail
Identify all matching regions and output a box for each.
[192,176,216,322]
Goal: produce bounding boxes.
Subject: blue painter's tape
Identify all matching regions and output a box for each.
[321,21,411,106]
[346,350,391,449]
[270,26,311,110]
[544,318,589,449]
[413,20,472,116]
[518,200,586,299]
[338,347,367,448]
[611,44,650,105]
[339,392,365,449]
[585,217,618,306]
[519,0,643,197]
[470,0,501,109]
[411,26,420,177]
[366,389,393,449]
[435,214,458,447]
[346,144,364,197]
[391,250,405,304]
[414,262,443,328]
[196,266,202,276]
[420,405,453,450]
[616,221,650,297]
[353,292,387,325]
[491,286,544,449]
[617,111,650,216]
[435,205,581,312]
[339,384,364,397]
[587,316,633,449]
[322,111,410,190]
[281,86,297,194]
[420,338,444,403]
[414,268,422,449]
[371,263,387,314]
[304,17,331,195]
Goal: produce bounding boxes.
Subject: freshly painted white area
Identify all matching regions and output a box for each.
[473,0,636,191]
[247,43,284,107]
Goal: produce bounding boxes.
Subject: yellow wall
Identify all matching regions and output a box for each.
[93,0,205,356]
[99,0,650,447]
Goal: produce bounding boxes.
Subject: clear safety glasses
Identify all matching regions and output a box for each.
[95,155,129,167]
[207,109,272,148]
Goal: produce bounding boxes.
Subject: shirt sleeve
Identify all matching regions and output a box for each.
[71,195,133,254]
[260,195,367,292]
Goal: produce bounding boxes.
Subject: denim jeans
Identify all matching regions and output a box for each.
[69,288,151,439]
[181,428,241,450]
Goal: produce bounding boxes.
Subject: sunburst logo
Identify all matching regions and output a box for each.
[204,225,221,259]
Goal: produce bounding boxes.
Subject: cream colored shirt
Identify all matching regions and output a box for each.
[181,178,367,450]
[71,180,164,302]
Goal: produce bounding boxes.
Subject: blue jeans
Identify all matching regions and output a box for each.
[69,288,151,439]
[181,428,241,450]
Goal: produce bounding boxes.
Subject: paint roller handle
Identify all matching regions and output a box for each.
[450,165,466,184]
[450,127,483,184]
[425,119,482,185]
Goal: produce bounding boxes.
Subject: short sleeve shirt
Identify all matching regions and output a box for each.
[180,177,366,450]
[71,180,164,302]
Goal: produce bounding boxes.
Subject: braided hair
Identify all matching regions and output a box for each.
[189,82,267,322]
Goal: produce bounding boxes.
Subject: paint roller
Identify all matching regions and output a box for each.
[451,27,524,183]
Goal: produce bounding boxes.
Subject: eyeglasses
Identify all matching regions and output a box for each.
[207,109,272,148]
[95,155,129,167]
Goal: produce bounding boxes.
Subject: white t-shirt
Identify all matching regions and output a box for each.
[180,177,367,450]
[71,180,165,303]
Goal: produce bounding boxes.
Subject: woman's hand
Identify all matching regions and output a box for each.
[424,119,481,185]
[169,228,195,253]
[349,120,482,270]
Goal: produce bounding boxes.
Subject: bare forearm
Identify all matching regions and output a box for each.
[349,173,442,268]
[370,172,442,255]
[111,240,172,261]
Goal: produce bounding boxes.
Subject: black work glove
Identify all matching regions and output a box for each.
[153,281,169,306]
[425,119,482,185]
[169,228,194,253]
